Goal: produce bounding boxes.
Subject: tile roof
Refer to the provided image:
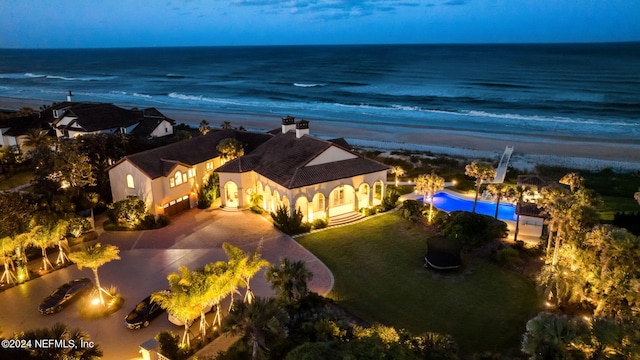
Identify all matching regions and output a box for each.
[114,129,272,179]
[216,132,389,189]
[53,103,175,134]
[1,113,51,136]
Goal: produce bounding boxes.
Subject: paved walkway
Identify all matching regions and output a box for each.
[0,208,333,360]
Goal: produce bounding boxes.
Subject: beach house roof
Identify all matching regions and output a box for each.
[112,129,272,179]
[216,132,389,189]
[50,102,176,137]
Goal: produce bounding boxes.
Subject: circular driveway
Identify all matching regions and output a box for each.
[0,209,333,360]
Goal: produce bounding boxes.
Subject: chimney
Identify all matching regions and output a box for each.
[296,119,309,138]
[66,90,73,102]
[281,115,296,134]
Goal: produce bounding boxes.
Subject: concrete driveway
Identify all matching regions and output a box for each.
[0,209,333,360]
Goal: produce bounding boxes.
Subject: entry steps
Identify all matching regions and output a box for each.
[328,211,364,227]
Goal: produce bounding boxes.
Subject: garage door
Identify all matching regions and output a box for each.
[164,195,190,216]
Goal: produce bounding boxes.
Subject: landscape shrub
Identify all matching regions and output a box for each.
[106,196,146,228]
[401,200,425,222]
[311,218,328,230]
[67,216,92,237]
[250,205,264,214]
[495,247,520,265]
[271,205,307,235]
[381,186,400,211]
[155,331,182,360]
[441,211,508,247]
[196,173,219,209]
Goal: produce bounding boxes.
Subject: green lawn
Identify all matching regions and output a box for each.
[0,171,34,190]
[297,212,541,356]
[598,195,639,222]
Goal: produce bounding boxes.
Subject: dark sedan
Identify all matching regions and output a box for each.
[125,295,165,329]
[39,278,93,314]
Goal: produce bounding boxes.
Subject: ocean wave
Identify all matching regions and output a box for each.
[133,93,153,99]
[293,83,323,88]
[167,92,245,106]
[23,72,117,81]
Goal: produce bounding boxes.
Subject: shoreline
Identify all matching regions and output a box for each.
[2,96,640,171]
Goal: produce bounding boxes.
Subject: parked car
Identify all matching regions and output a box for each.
[39,278,93,314]
[125,295,165,329]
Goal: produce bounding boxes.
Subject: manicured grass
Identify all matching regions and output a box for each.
[598,195,639,222]
[297,212,542,356]
[0,171,34,190]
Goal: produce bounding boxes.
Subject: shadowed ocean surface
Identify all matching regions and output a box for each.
[1,43,639,141]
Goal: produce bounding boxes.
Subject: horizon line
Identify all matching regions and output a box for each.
[2,40,639,51]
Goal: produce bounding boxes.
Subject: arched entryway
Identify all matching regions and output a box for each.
[358,183,371,209]
[224,181,239,208]
[328,185,357,217]
[295,196,309,221]
[310,193,327,222]
[372,180,385,206]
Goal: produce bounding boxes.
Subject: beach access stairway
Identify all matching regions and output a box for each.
[493,146,514,183]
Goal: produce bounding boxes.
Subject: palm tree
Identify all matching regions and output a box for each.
[390,166,405,186]
[22,128,51,150]
[521,312,583,359]
[415,172,445,223]
[199,120,211,135]
[11,323,102,359]
[0,236,17,285]
[537,186,572,265]
[223,243,270,304]
[265,258,313,304]
[216,138,244,163]
[28,225,56,271]
[152,266,208,348]
[512,185,532,242]
[486,183,516,219]
[465,161,496,213]
[68,243,120,306]
[634,188,640,205]
[222,297,288,360]
[51,220,70,265]
[203,261,236,331]
[220,121,233,129]
[13,232,31,281]
[559,172,585,192]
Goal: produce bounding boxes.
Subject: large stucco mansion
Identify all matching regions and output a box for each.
[108,117,390,221]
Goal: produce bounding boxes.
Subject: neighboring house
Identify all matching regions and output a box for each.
[0,112,52,154]
[50,102,175,139]
[216,118,390,221]
[108,129,272,216]
[514,175,565,238]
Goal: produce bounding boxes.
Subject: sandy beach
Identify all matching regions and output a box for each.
[3,96,640,171]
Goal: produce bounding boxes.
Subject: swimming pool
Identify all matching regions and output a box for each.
[421,191,517,221]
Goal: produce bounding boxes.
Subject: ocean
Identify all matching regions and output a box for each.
[1,43,639,142]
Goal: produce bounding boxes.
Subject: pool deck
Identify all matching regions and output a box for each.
[400,188,542,245]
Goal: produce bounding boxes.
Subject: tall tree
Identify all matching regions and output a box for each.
[199,120,211,135]
[464,161,496,213]
[0,236,17,285]
[69,243,120,306]
[512,185,533,242]
[222,297,288,360]
[266,258,313,304]
[486,183,516,219]
[28,224,56,272]
[216,138,244,162]
[390,166,405,186]
[223,242,270,304]
[537,185,572,264]
[415,172,445,223]
[220,121,233,129]
[22,128,52,152]
[152,266,206,348]
[559,172,585,192]
[8,323,102,359]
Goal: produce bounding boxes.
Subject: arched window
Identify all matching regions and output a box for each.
[175,171,183,185]
[126,174,135,189]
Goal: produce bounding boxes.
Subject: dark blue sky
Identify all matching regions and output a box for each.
[1,0,639,48]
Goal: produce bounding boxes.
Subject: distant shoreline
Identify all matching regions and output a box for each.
[2,95,640,171]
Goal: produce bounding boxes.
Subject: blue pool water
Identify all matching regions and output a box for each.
[421,192,516,221]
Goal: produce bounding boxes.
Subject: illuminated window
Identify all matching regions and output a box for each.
[126,174,135,189]
[170,177,175,188]
[175,171,183,185]
[188,168,196,178]
[206,162,214,171]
